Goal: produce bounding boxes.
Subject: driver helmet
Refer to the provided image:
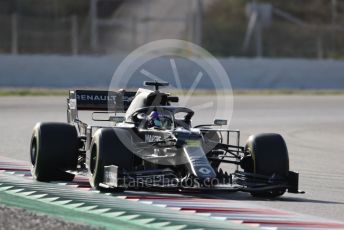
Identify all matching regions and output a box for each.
[148,111,162,128]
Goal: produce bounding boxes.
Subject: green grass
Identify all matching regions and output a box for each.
[0,88,344,96]
[174,89,344,96]
[0,88,68,96]
[232,89,344,96]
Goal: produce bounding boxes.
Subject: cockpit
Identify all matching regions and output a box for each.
[128,106,194,131]
[145,110,173,130]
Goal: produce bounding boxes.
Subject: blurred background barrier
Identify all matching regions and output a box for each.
[1,54,343,89]
[0,0,197,55]
[0,0,344,90]
[1,0,344,58]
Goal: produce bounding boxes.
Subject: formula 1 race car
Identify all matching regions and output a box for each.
[30,81,303,197]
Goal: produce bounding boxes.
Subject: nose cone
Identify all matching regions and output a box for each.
[193,165,217,187]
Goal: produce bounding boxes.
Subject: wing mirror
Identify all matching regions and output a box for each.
[167,96,179,103]
[92,112,125,123]
[109,115,125,123]
[136,113,147,120]
[214,119,227,126]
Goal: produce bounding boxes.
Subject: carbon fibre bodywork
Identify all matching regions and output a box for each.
[63,82,303,196]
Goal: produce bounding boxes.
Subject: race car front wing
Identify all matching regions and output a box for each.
[100,165,304,194]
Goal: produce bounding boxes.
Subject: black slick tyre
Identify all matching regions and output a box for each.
[89,128,133,192]
[30,122,78,182]
[244,133,289,198]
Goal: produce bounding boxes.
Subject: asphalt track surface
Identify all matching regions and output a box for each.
[0,95,343,222]
[0,205,100,230]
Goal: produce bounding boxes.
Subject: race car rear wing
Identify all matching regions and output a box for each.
[68,90,136,111]
[67,90,136,122]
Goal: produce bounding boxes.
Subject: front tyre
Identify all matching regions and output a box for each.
[88,128,134,192]
[245,133,289,198]
[30,122,78,182]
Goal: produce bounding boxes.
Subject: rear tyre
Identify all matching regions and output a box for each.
[244,133,289,198]
[89,128,134,192]
[30,122,78,182]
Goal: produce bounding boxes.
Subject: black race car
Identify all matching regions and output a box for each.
[30,81,303,197]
